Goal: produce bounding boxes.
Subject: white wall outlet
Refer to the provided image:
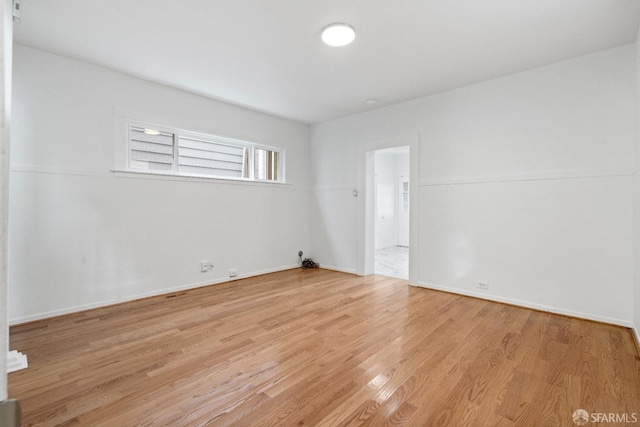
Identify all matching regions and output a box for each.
[229,268,238,278]
[477,281,489,290]
[201,261,214,273]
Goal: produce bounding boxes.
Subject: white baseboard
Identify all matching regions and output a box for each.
[415,281,634,329]
[9,264,300,325]
[633,323,640,353]
[320,265,357,275]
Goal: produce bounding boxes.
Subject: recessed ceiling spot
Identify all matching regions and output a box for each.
[321,23,356,47]
[366,99,378,105]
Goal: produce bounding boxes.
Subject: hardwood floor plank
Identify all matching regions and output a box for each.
[9,269,640,426]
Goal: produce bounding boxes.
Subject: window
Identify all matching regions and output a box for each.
[127,123,283,182]
[129,127,175,172]
[178,134,247,179]
[254,148,279,181]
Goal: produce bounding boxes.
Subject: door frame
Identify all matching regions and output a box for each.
[398,174,410,247]
[356,134,420,285]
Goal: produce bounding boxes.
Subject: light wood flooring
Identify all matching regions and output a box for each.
[9,269,640,426]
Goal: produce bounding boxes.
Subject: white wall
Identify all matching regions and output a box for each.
[374,151,397,249]
[311,44,635,325]
[374,148,410,250]
[396,149,410,178]
[9,45,311,323]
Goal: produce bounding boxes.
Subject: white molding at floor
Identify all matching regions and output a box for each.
[415,281,634,329]
[9,264,301,325]
[320,265,357,275]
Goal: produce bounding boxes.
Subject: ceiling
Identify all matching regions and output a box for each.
[13,0,640,124]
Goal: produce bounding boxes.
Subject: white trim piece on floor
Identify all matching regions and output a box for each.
[9,264,300,326]
[415,281,634,329]
[7,350,28,373]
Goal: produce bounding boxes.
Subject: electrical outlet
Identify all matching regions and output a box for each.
[477,281,489,290]
[201,261,209,273]
[229,268,238,278]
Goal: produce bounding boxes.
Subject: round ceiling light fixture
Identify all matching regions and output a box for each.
[321,23,356,47]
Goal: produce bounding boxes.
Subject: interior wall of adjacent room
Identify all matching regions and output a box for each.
[373,147,410,251]
[374,151,397,250]
[310,44,635,325]
[9,45,311,324]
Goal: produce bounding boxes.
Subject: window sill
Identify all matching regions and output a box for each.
[111,169,291,187]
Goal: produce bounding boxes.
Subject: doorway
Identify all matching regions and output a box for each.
[372,147,410,279]
[356,133,419,285]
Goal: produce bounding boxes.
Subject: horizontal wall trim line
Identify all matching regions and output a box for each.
[11,163,99,177]
[419,168,633,186]
[312,185,356,192]
[9,264,301,326]
[311,169,632,191]
[415,281,633,329]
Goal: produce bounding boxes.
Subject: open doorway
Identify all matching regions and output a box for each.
[373,147,410,279]
[356,133,418,285]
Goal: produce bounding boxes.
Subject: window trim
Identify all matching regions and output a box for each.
[111,168,292,187]
[123,120,286,184]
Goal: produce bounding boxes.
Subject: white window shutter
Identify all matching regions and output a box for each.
[178,135,245,178]
[129,127,175,171]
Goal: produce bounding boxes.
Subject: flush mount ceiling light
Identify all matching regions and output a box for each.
[321,23,356,47]
[366,99,378,105]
